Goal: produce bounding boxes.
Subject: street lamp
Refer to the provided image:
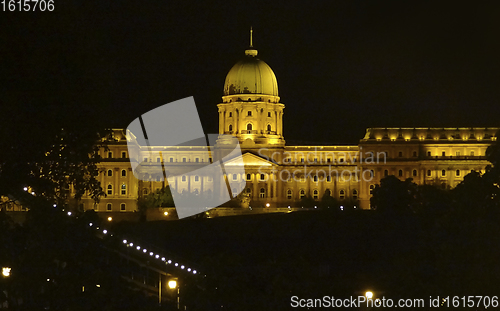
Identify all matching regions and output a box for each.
[365,291,373,299]
[107,216,113,222]
[266,203,270,207]
[164,211,169,216]
[168,278,180,309]
[2,267,11,277]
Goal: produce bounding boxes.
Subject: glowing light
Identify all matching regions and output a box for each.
[23,187,28,191]
[266,203,270,207]
[136,246,141,250]
[168,280,177,289]
[67,211,72,216]
[123,240,127,244]
[149,252,154,256]
[365,291,374,299]
[187,268,191,272]
[155,255,160,259]
[46,278,50,282]
[167,260,172,264]
[340,206,344,211]
[89,223,93,227]
[107,217,112,222]
[161,257,166,261]
[143,249,147,253]
[193,270,197,274]
[181,265,185,269]
[96,284,101,288]
[174,263,179,267]
[129,243,133,247]
[288,206,291,209]
[102,230,108,234]
[164,211,169,216]
[53,204,56,207]
[2,267,11,277]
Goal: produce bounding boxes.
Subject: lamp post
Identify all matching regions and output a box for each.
[168,278,179,310]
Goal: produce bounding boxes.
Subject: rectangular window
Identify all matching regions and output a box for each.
[143,157,148,163]
[260,174,265,181]
[108,151,113,158]
[120,203,126,211]
[195,176,199,182]
[456,151,460,156]
[106,203,112,211]
[442,151,446,156]
[195,158,199,163]
[456,170,460,177]
[121,151,127,158]
[157,158,161,163]
[246,174,251,181]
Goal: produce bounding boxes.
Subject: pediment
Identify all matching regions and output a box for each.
[223,152,277,167]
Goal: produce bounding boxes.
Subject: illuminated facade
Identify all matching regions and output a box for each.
[80,43,498,212]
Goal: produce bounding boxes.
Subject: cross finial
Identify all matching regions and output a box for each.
[250,27,253,47]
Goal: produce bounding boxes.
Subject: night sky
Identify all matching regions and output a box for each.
[2,1,500,144]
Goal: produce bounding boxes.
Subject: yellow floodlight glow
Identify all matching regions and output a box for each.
[164,211,169,216]
[168,279,177,289]
[365,291,374,299]
[107,217,112,222]
[2,267,11,277]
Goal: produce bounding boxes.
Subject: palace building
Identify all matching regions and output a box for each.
[79,39,498,214]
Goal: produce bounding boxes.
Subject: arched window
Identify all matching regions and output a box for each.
[339,190,345,200]
[287,189,292,199]
[441,170,446,176]
[260,174,265,181]
[369,184,375,195]
[121,169,126,177]
[229,124,233,132]
[121,151,127,158]
[106,203,112,211]
[259,188,266,198]
[107,170,113,177]
[121,184,126,195]
[412,170,418,177]
[232,174,237,181]
[143,189,149,195]
[246,173,251,181]
[352,189,358,200]
[313,175,318,182]
[267,124,271,132]
[195,175,199,182]
[229,112,232,117]
[169,158,174,163]
[107,184,113,195]
[384,170,389,176]
[268,112,271,117]
[120,203,126,211]
[427,170,432,177]
[247,123,253,131]
[313,189,319,199]
[181,176,186,182]
[398,170,403,177]
[299,189,305,199]
[456,169,460,177]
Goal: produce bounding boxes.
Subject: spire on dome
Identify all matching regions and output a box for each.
[245,27,258,57]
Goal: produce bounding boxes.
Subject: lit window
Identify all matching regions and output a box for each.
[259,188,266,198]
[339,190,345,200]
[107,170,113,177]
[120,203,126,211]
[107,184,113,195]
[287,189,292,199]
[121,184,126,195]
[106,203,112,211]
[121,169,126,177]
[246,174,251,181]
[313,190,319,199]
[352,189,358,200]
